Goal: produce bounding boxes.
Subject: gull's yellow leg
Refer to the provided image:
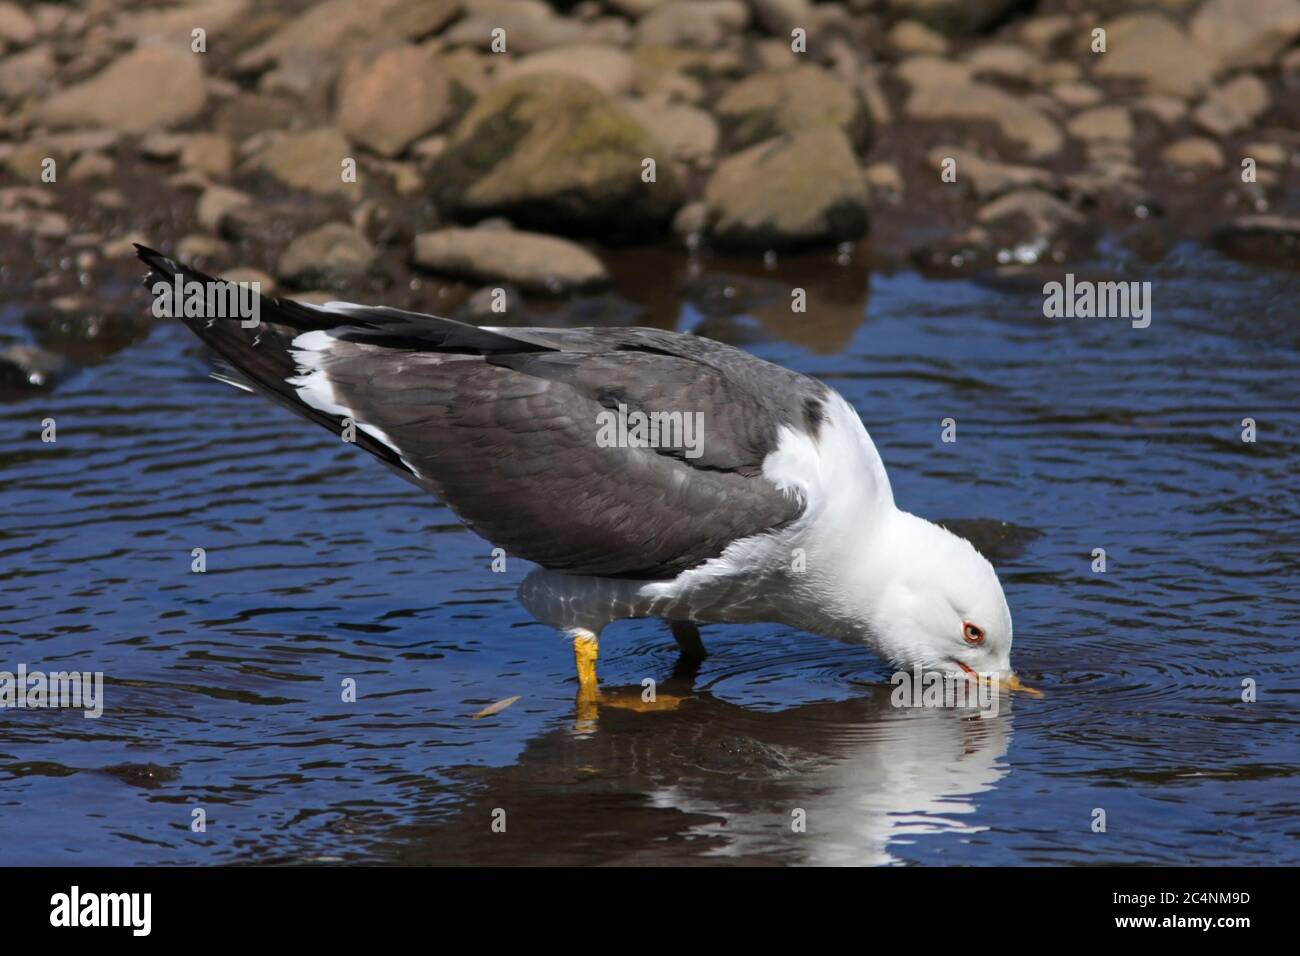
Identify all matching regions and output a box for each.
[572,628,599,700]
[571,628,600,731]
[569,626,690,726]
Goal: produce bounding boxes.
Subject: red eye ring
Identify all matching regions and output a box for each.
[963,622,985,645]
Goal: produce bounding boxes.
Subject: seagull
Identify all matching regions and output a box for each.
[135,244,1032,704]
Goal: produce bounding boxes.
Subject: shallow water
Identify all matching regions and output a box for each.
[2,242,1298,865]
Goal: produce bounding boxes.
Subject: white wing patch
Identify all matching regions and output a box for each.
[309,301,373,315]
[286,329,425,479]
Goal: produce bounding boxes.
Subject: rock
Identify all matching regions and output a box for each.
[179,133,234,178]
[139,131,186,160]
[444,6,587,53]
[631,46,717,97]
[714,65,870,151]
[888,20,948,54]
[965,43,1039,79]
[672,200,708,238]
[196,185,251,232]
[1061,165,1147,209]
[703,126,868,251]
[411,135,448,162]
[176,234,231,263]
[752,38,795,71]
[237,0,458,71]
[433,75,685,238]
[112,0,249,47]
[748,0,810,36]
[39,46,206,133]
[1134,95,1188,125]
[251,127,355,196]
[859,65,892,127]
[902,59,1063,159]
[94,190,129,212]
[222,267,275,293]
[1086,141,1135,166]
[976,188,1084,237]
[0,2,36,46]
[220,199,327,245]
[68,152,114,181]
[889,0,1021,34]
[1091,14,1212,99]
[100,233,147,259]
[895,54,972,89]
[927,146,1052,200]
[351,195,431,245]
[1210,214,1300,268]
[1190,0,1300,73]
[0,186,50,210]
[212,93,298,143]
[621,98,719,165]
[500,44,636,96]
[258,53,337,111]
[277,223,378,288]
[30,6,66,35]
[1018,14,1076,55]
[1066,106,1134,143]
[1051,82,1103,108]
[1036,61,1081,84]
[0,345,68,390]
[586,16,633,46]
[1161,137,1225,170]
[336,44,451,157]
[1,143,52,181]
[1193,74,1271,138]
[863,161,904,205]
[0,44,54,99]
[171,170,212,192]
[384,161,425,195]
[440,48,492,112]
[1242,141,1287,165]
[636,1,749,47]
[0,207,69,237]
[913,200,1080,274]
[412,227,608,293]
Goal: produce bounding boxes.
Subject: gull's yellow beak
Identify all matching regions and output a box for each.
[1002,672,1043,698]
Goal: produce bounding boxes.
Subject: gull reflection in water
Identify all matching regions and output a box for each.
[386,672,1014,867]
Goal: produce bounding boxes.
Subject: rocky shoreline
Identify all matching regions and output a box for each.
[1,0,1298,389]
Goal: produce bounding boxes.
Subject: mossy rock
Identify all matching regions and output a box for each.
[714,65,872,154]
[433,74,685,240]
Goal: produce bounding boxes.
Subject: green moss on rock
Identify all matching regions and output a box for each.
[433,75,685,240]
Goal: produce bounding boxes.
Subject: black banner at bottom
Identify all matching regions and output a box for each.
[0,865,1279,941]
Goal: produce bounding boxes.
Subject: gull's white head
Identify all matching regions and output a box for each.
[865,511,1026,687]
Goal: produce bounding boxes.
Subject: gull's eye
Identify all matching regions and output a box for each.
[963,622,985,645]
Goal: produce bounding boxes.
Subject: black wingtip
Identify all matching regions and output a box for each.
[134,242,178,287]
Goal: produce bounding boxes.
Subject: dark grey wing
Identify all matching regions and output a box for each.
[136,245,829,578]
